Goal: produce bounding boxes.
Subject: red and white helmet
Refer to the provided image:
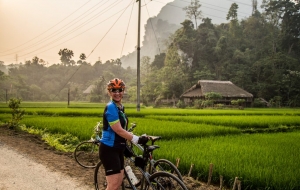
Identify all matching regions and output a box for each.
[107,78,126,90]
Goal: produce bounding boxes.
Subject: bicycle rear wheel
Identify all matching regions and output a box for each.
[148,171,188,190]
[94,161,107,190]
[74,141,99,168]
[152,159,183,181]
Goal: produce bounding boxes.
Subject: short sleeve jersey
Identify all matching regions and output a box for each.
[100,100,128,149]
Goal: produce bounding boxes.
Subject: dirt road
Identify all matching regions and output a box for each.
[0,126,221,190]
[0,127,94,190]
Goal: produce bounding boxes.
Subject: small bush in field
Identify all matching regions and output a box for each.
[8,98,25,129]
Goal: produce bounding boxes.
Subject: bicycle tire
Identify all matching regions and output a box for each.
[94,161,107,190]
[74,141,99,168]
[148,171,188,190]
[152,159,183,181]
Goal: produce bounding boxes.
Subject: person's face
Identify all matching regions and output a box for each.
[109,88,124,103]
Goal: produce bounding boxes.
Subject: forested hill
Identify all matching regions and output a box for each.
[1,0,299,107]
[120,0,185,69]
[122,0,300,107]
[120,0,255,68]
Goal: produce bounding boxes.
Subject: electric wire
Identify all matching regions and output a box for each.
[144,0,161,54]
[41,0,134,107]
[153,0,251,19]
[180,0,251,16]
[87,0,134,58]
[0,0,93,54]
[120,1,136,58]
[16,5,131,59]
[227,0,252,7]
[1,0,256,63]
[0,0,111,56]
[8,1,127,59]
[1,0,121,57]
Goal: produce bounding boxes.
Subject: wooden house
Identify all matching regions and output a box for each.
[180,80,253,107]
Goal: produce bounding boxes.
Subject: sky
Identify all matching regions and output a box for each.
[0,0,260,66]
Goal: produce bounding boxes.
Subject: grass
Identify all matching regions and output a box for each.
[154,132,300,190]
[0,102,299,189]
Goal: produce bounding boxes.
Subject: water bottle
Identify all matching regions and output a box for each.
[125,166,139,186]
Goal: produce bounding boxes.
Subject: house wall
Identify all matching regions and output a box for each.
[182,97,253,107]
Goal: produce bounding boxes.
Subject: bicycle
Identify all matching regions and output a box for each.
[73,122,138,168]
[126,127,183,181]
[74,121,102,168]
[94,137,188,190]
[75,122,183,184]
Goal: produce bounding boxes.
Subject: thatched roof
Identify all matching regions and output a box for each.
[180,80,253,98]
[83,85,95,94]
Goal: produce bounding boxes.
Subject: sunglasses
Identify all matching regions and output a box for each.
[110,88,124,93]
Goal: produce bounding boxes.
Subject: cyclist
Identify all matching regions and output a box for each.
[99,78,148,190]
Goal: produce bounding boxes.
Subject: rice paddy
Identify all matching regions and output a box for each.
[0,101,299,189]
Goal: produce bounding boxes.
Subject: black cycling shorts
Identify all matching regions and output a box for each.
[99,143,125,176]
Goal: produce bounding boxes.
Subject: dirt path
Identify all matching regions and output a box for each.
[0,127,94,190]
[0,126,221,190]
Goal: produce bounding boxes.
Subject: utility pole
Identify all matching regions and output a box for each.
[68,88,70,106]
[137,0,141,112]
[6,89,8,104]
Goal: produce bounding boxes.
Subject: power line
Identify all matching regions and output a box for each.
[227,0,252,7]
[39,1,135,108]
[153,0,251,18]
[14,5,132,60]
[1,0,122,58]
[0,0,111,57]
[87,0,134,58]
[120,1,136,58]
[144,0,161,54]
[0,0,93,54]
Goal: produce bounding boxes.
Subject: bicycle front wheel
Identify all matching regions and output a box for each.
[94,161,107,190]
[152,159,183,181]
[148,171,188,190]
[74,141,99,168]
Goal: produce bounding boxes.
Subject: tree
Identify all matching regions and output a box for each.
[173,20,196,58]
[79,53,86,61]
[151,53,166,69]
[193,66,215,80]
[78,53,87,65]
[32,56,39,65]
[8,98,25,129]
[183,0,202,29]
[90,76,106,102]
[58,48,74,66]
[263,0,300,54]
[227,3,239,21]
[159,44,189,99]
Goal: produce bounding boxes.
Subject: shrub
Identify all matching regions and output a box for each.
[8,98,25,129]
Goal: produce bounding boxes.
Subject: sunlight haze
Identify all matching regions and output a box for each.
[0,0,174,65]
[0,0,257,66]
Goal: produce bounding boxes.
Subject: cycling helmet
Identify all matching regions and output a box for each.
[107,78,126,90]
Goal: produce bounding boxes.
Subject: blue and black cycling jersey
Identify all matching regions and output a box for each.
[100,100,128,149]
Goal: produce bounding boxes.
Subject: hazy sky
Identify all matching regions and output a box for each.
[0,0,259,65]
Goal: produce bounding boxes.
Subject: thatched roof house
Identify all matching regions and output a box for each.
[180,80,253,106]
[83,85,95,94]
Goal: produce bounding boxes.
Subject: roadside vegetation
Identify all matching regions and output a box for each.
[0,101,299,189]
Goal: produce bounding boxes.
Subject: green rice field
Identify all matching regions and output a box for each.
[0,101,299,190]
